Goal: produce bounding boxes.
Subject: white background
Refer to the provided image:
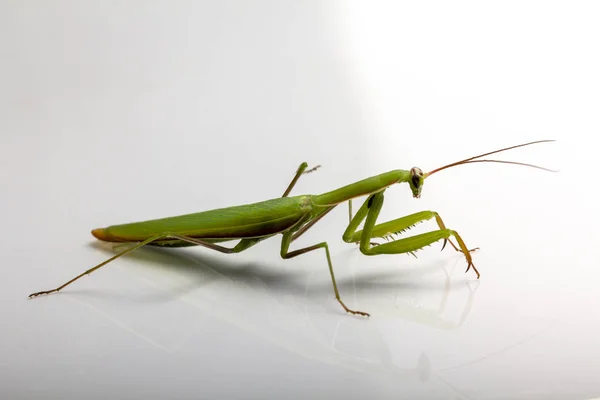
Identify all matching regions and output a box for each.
[2,2,599,399]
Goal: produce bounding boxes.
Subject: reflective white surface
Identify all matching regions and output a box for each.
[2,2,599,399]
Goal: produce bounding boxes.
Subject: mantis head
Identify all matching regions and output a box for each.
[410,140,556,199]
[409,167,425,198]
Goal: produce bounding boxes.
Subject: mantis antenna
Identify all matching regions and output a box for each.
[425,139,557,178]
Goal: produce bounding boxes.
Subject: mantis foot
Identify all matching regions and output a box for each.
[465,261,481,279]
[28,289,59,299]
[303,165,321,174]
[440,236,480,279]
[338,299,370,317]
[442,238,479,254]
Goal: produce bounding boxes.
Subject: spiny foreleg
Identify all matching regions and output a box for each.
[343,192,480,278]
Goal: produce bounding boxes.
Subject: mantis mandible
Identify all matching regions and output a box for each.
[29,140,555,316]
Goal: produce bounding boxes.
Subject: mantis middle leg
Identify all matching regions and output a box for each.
[280,230,369,317]
[282,162,321,197]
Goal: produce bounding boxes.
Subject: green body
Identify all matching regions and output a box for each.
[98,196,313,243]
[95,169,408,246]
[30,166,475,317]
[30,140,554,316]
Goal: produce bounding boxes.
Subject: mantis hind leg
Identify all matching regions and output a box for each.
[343,192,480,278]
[282,162,321,197]
[280,230,369,317]
[28,234,262,298]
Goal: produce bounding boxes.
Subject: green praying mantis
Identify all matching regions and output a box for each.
[29,140,555,316]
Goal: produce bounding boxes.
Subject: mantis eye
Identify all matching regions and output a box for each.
[411,174,420,188]
[410,167,423,188]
